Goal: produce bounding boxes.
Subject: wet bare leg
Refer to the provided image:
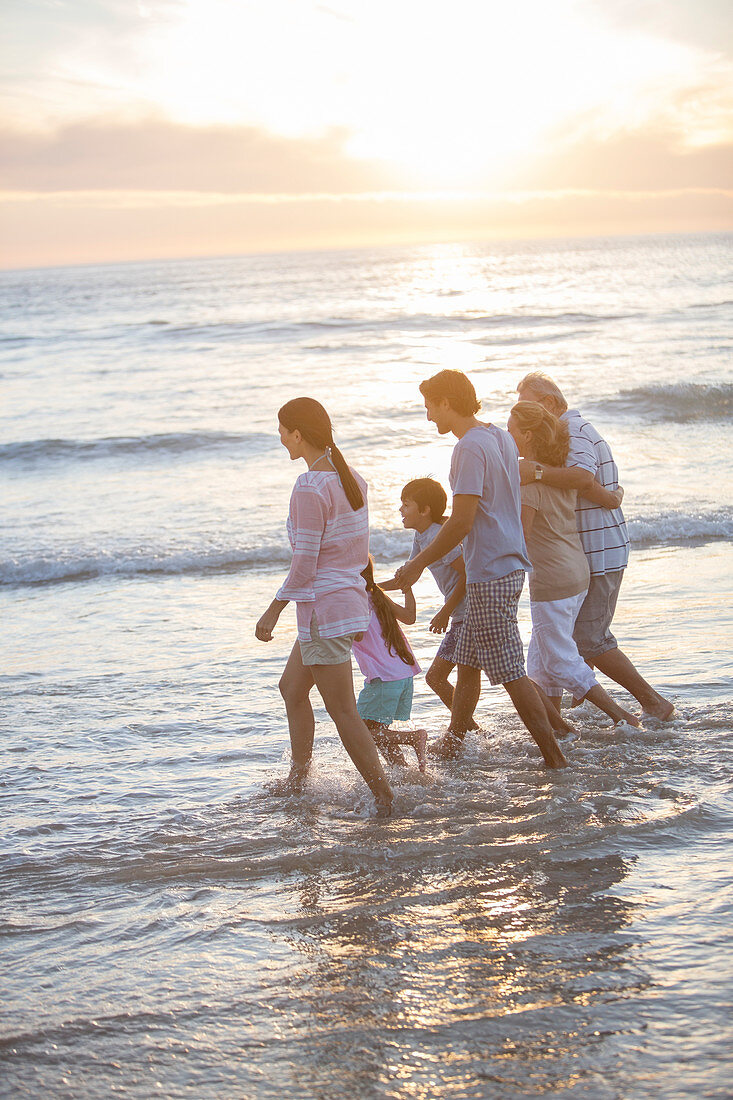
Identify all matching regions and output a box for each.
[274,642,316,792]
[503,676,568,768]
[425,657,479,731]
[583,684,640,726]
[592,648,674,720]
[397,727,429,771]
[531,681,575,736]
[312,661,393,816]
[364,719,408,767]
[430,664,482,758]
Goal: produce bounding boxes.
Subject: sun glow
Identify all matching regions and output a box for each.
[105,0,723,189]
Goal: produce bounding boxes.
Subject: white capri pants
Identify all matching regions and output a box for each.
[527,590,598,699]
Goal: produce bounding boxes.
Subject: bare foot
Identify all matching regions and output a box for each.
[614,708,641,727]
[643,698,675,722]
[375,797,393,818]
[428,732,465,759]
[544,746,568,769]
[414,729,428,772]
[267,764,309,795]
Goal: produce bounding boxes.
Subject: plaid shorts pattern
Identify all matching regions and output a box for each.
[436,619,464,664]
[454,570,526,685]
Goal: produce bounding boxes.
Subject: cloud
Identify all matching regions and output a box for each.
[514,128,733,191]
[1,111,730,269]
[595,0,733,55]
[0,117,399,193]
[2,114,732,199]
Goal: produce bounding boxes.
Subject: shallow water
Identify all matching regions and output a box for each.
[2,233,732,1098]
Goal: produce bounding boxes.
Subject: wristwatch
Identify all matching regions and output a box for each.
[534,464,543,481]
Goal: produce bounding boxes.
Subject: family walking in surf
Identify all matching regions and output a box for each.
[255,371,675,816]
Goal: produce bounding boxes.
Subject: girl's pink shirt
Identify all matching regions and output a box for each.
[276,468,371,641]
[351,598,420,683]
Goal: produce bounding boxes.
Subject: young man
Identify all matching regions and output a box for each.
[394,370,568,769]
[515,371,673,721]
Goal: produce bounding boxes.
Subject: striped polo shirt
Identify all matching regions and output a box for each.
[563,409,630,576]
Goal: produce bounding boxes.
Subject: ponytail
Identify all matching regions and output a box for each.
[278,397,364,512]
[361,558,414,666]
[328,442,363,512]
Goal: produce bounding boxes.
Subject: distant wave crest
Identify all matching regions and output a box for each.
[2,511,731,588]
[148,309,634,344]
[0,430,272,466]
[625,508,733,546]
[595,381,733,422]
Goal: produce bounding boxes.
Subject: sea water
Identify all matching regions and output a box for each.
[1,233,732,1098]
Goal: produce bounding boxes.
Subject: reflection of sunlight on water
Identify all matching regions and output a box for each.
[264,850,640,1095]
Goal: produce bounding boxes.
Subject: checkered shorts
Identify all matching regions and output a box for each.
[454,570,526,685]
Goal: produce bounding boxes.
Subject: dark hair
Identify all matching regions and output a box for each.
[361,557,414,666]
[278,397,364,511]
[401,478,447,524]
[419,369,481,416]
[510,401,570,466]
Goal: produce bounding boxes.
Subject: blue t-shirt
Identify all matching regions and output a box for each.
[449,423,530,583]
[410,523,466,622]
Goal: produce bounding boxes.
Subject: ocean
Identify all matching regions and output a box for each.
[1,232,732,1098]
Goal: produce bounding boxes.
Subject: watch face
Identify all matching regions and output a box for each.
[535,465,542,480]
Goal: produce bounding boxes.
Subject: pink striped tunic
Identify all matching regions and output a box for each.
[276,468,370,642]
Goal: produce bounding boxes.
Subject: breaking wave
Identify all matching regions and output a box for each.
[2,510,731,588]
[593,381,733,422]
[0,430,273,467]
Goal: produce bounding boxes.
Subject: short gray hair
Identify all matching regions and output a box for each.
[517,371,568,413]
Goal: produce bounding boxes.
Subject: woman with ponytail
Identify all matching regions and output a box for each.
[255,397,393,816]
[508,401,639,728]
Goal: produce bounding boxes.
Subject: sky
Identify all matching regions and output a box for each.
[1,0,732,268]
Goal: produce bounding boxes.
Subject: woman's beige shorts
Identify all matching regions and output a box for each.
[299,614,357,666]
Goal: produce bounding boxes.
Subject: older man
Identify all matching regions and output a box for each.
[516,371,673,721]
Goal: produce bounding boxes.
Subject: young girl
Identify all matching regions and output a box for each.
[255,397,393,816]
[352,557,428,771]
[507,401,640,727]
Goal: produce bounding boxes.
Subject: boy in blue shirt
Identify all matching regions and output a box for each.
[395,477,479,734]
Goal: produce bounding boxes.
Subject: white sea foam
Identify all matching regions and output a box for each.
[3,509,731,586]
[593,380,733,421]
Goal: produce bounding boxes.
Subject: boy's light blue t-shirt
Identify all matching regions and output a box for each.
[449,423,531,584]
[409,522,466,622]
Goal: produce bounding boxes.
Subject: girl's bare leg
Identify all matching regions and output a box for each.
[367,722,428,771]
[312,661,394,815]
[275,642,316,791]
[399,728,428,771]
[364,719,408,766]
